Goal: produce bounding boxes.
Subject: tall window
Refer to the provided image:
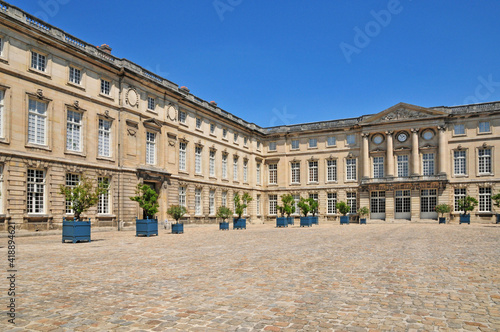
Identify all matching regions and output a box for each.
[454,150,466,175]
[308,161,318,182]
[454,188,466,212]
[195,188,202,215]
[179,186,186,207]
[31,51,46,71]
[454,124,465,135]
[28,99,47,145]
[347,192,357,214]
[256,163,261,184]
[147,97,155,111]
[209,150,215,177]
[69,67,81,85]
[309,138,317,148]
[327,136,336,146]
[65,173,80,214]
[269,164,277,184]
[479,187,492,212]
[373,157,384,178]
[327,193,337,214]
[346,158,357,181]
[179,142,187,171]
[327,159,337,182]
[210,123,216,134]
[291,139,299,150]
[257,141,261,150]
[269,194,277,215]
[420,189,437,213]
[209,190,215,215]
[195,146,202,174]
[66,110,82,152]
[179,111,187,123]
[98,177,110,214]
[27,169,45,214]
[422,153,435,176]
[479,121,490,133]
[222,128,227,138]
[370,191,386,214]
[100,79,111,95]
[98,119,111,157]
[292,194,300,215]
[478,148,492,174]
[397,155,409,177]
[146,132,156,165]
[395,190,410,213]
[233,132,238,143]
[222,191,227,207]
[222,154,228,179]
[233,157,238,181]
[0,90,3,138]
[291,162,300,184]
[346,134,356,145]
[269,141,277,151]
[256,195,261,215]
[243,160,248,183]
[196,117,202,129]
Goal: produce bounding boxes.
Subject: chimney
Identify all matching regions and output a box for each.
[98,44,112,54]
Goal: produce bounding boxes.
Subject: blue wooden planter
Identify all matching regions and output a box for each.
[310,216,318,225]
[360,218,367,224]
[459,214,470,224]
[340,216,349,225]
[219,222,229,230]
[300,217,312,227]
[136,218,158,237]
[496,214,500,224]
[172,223,184,234]
[287,217,294,225]
[62,218,91,243]
[276,217,288,228]
[233,218,246,230]
[438,217,446,224]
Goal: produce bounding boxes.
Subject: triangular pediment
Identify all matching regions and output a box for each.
[363,103,448,124]
[143,118,163,128]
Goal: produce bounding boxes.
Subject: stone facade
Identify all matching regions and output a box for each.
[0,2,499,230]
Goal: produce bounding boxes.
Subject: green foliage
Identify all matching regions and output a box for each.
[492,192,500,209]
[435,204,451,217]
[308,198,319,217]
[457,196,478,215]
[167,205,187,223]
[60,175,106,221]
[234,192,253,220]
[297,197,310,217]
[216,206,233,222]
[357,206,369,217]
[336,201,350,216]
[130,184,159,219]
[277,194,295,217]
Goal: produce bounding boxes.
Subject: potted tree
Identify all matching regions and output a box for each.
[233,192,252,230]
[357,206,369,224]
[435,204,451,224]
[276,194,294,228]
[457,196,478,224]
[167,205,187,234]
[298,197,312,227]
[130,184,159,237]
[217,206,232,230]
[276,204,288,228]
[492,192,500,224]
[336,201,351,225]
[308,198,319,225]
[60,175,106,243]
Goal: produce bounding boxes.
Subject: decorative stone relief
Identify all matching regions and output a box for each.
[125,87,139,107]
[381,109,430,122]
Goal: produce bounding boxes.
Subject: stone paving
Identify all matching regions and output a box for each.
[1,223,499,331]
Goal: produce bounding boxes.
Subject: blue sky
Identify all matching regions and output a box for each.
[9,0,500,127]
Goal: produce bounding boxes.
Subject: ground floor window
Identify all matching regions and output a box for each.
[195,188,202,215]
[27,169,45,214]
[179,186,186,208]
[347,192,357,214]
[98,177,110,214]
[292,194,300,215]
[370,191,386,214]
[327,193,337,214]
[269,194,277,215]
[479,187,492,212]
[395,190,411,213]
[454,188,466,212]
[256,195,261,215]
[209,190,215,215]
[65,173,80,214]
[420,189,437,213]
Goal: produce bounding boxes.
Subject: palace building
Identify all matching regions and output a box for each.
[0,2,499,230]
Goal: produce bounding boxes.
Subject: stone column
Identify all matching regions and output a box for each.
[362,133,370,179]
[411,128,420,176]
[386,131,394,177]
[438,126,446,175]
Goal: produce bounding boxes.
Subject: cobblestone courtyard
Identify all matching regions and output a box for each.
[1,223,499,331]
